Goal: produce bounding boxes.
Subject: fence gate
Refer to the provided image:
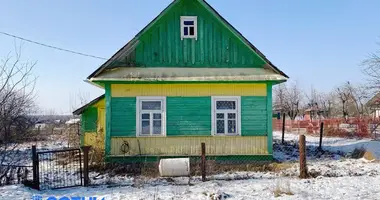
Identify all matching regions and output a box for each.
[34,148,83,190]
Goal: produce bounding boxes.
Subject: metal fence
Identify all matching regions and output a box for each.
[26,145,90,190]
[37,148,83,190]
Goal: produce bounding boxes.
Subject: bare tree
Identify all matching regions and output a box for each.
[345,82,370,117]
[335,81,370,120]
[273,83,286,114]
[317,92,338,118]
[336,83,351,120]
[304,86,338,119]
[273,82,303,120]
[304,86,319,120]
[69,90,90,114]
[0,45,37,182]
[362,43,380,90]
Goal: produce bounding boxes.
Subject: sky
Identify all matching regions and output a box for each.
[1,0,380,114]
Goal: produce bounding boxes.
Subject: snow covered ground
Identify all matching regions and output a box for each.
[1,132,380,200]
[273,131,380,160]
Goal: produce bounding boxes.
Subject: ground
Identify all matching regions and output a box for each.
[1,132,380,200]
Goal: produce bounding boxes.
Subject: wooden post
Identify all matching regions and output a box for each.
[201,143,206,182]
[319,122,324,150]
[282,113,286,144]
[299,135,308,179]
[81,146,91,187]
[31,145,40,190]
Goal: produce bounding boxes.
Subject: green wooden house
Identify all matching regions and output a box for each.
[73,0,288,163]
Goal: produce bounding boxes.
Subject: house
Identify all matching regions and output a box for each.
[367,92,380,118]
[73,0,288,163]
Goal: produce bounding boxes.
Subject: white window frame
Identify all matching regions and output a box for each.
[136,96,166,137]
[211,96,241,136]
[180,16,198,40]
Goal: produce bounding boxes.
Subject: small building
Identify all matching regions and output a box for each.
[367,93,380,118]
[73,0,288,163]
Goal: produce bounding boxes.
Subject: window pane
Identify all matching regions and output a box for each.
[228,120,236,133]
[142,101,161,110]
[189,27,194,35]
[216,101,236,110]
[184,21,194,25]
[216,113,224,119]
[153,120,161,135]
[228,113,236,119]
[153,113,161,120]
[184,27,188,36]
[141,121,150,135]
[216,120,224,134]
[142,113,150,120]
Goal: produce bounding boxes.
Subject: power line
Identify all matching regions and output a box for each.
[0,31,108,60]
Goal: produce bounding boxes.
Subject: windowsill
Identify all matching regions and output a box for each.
[212,134,241,136]
[137,134,166,137]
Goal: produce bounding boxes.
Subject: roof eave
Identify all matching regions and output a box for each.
[72,94,105,115]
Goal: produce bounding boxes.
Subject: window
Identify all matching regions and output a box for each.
[211,97,241,135]
[180,16,197,40]
[136,97,166,136]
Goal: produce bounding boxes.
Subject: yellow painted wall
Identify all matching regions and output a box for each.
[83,99,106,150]
[111,83,266,97]
[110,136,268,156]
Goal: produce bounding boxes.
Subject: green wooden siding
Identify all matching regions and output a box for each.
[117,0,266,68]
[105,83,111,156]
[266,83,273,154]
[241,96,267,136]
[110,97,136,137]
[82,107,97,132]
[167,97,211,136]
[107,95,270,137]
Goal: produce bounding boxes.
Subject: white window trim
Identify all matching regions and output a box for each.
[180,16,198,40]
[136,96,166,137]
[211,96,241,136]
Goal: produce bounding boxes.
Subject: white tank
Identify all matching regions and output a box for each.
[158,158,190,177]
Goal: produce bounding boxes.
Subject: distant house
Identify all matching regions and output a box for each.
[367,93,380,118]
[35,123,47,130]
[65,118,81,125]
[73,0,288,163]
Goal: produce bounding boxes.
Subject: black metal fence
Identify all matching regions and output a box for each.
[37,148,82,190]
[27,145,90,190]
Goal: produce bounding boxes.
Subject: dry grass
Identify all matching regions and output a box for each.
[202,161,295,176]
[96,160,296,179]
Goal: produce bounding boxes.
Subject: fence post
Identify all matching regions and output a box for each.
[31,145,40,190]
[299,135,308,179]
[81,146,91,187]
[201,142,206,182]
[319,122,324,150]
[282,113,286,144]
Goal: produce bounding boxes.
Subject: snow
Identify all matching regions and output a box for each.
[1,132,380,199]
[65,118,80,125]
[2,168,380,200]
[273,131,380,159]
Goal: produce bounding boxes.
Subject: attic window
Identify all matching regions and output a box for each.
[181,16,197,40]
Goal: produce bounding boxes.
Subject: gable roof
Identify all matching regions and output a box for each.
[366,92,380,108]
[72,94,105,115]
[87,0,288,80]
